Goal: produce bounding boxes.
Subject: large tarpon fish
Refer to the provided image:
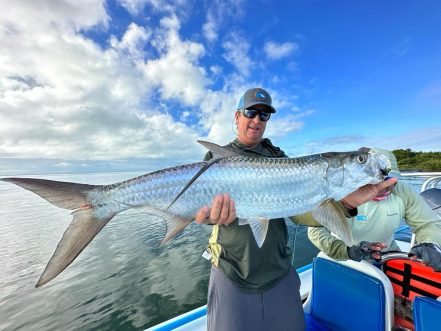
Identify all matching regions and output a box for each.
[1,141,391,287]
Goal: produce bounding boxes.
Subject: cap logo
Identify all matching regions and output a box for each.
[255,91,266,100]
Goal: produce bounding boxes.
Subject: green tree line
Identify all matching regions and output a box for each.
[393,149,441,172]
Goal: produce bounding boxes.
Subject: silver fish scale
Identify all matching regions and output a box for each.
[164,155,331,219]
[89,162,206,215]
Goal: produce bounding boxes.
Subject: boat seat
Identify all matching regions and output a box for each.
[413,296,441,331]
[303,253,394,331]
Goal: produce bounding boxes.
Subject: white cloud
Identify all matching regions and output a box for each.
[118,0,184,15]
[118,0,149,15]
[142,15,209,105]
[110,23,152,59]
[295,125,441,158]
[264,41,298,60]
[210,65,223,75]
[54,162,71,168]
[197,89,238,143]
[202,12,218,42]
[202,0,245,42]
[368,126,441,152]
[0,2,206,162]
[0,1,305,173]
[265,116,304,139]
[222,33,253,77]
[0,0,109,33]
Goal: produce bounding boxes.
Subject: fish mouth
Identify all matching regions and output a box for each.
[370,152,392,183]
[372,167,391,183]
[380,167,390,177]
[371,168,388,184]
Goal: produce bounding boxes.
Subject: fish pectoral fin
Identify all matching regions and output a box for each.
[243,218,270,248]
[311,199,353,246]
[141,207,192,245]
[197,140,238,158]
[161,215,192,245]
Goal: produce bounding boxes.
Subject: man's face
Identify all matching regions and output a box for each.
[235,108,269,146]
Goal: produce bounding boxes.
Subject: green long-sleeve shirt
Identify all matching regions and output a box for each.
[305,181,441,259]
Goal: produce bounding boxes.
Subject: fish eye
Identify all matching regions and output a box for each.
[356,154,367,164]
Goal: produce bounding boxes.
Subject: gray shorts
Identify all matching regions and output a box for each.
[207,266,305,331]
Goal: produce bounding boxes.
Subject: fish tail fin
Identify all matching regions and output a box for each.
[36,208,114,287]
[1,178,114,287]
[1,177,97,210]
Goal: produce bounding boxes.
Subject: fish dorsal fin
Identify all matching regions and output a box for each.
[197,140,238,158]
[311,199,353,246]
[165,157,223,211]
[165,141,238,211]
[241,218,270,248]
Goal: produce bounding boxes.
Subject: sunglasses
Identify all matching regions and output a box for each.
[239,108,272,122]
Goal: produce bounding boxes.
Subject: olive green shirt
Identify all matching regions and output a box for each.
[305,181,441,259]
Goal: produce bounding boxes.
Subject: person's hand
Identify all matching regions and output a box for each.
[194,194,236,225]
[409,243,441,272]
[347,241,388,261]
[341,177,398,209]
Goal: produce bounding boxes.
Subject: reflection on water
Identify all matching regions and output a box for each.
[0,173,425,330]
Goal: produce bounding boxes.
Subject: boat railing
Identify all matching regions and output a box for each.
[401,173,441,247]
[421,176,441,191]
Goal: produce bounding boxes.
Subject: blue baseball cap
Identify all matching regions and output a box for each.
[237,88,276,113]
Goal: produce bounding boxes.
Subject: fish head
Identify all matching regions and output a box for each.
[323,147,392,199]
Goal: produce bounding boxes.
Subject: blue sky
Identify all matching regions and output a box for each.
[0,0,440,175]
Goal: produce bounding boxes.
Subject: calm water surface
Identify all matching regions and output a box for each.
[0,173,428,330]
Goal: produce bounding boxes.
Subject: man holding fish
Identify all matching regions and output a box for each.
[194,87,402,331]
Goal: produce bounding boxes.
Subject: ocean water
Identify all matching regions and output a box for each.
[0,173,430,330]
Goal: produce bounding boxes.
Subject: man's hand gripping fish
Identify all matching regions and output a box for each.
[1,142,391,287]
